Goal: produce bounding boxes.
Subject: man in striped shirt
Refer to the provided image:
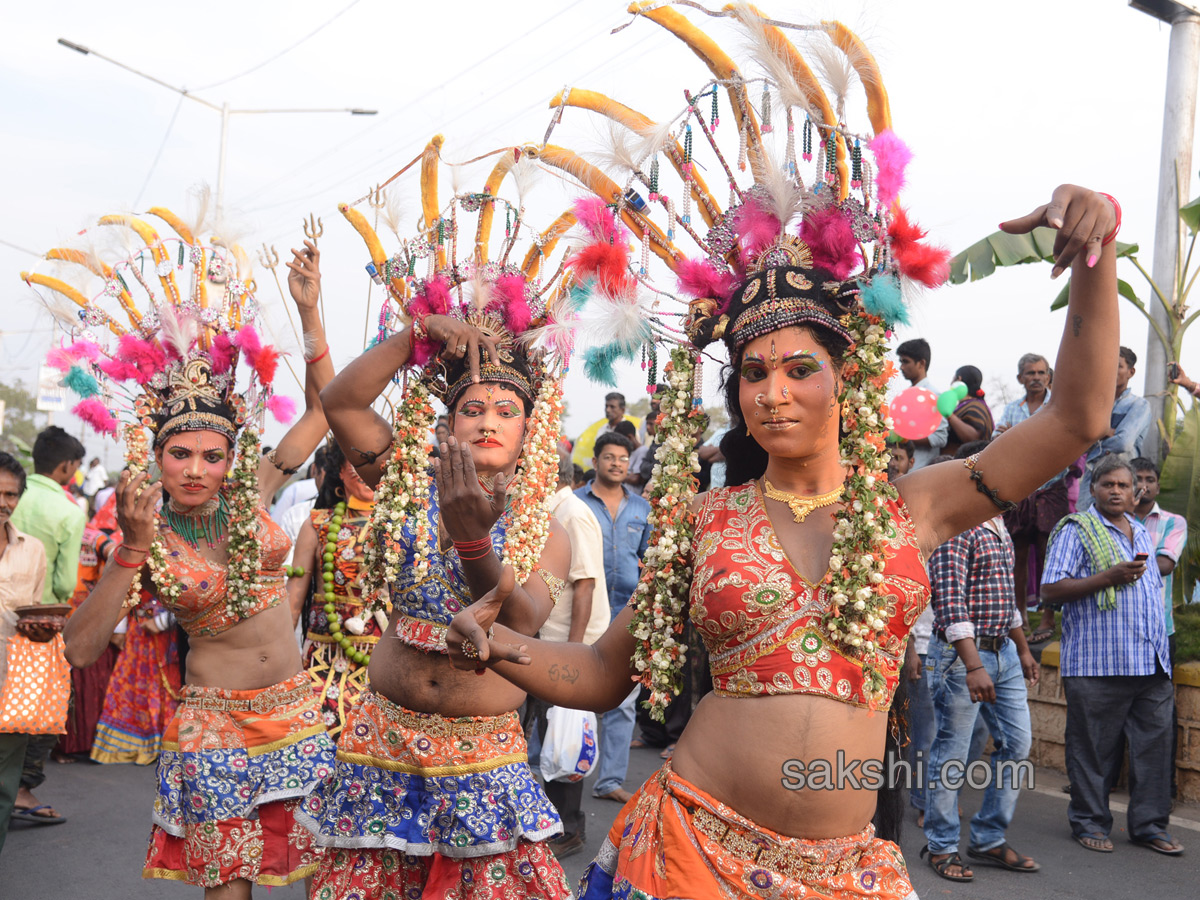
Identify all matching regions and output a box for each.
[1041,454,1180,855]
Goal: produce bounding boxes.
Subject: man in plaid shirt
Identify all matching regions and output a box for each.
[922,444,1041,882]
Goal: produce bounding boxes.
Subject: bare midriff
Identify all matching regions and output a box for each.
[183,601,303,689]
[367,616,527,717]
[670,691,887,839]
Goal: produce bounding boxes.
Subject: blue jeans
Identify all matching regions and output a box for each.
[907,653,935,813]
[924,636,1032,854]
[593,687,637,796]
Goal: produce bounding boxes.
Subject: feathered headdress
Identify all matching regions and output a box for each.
[535,2,951,716]
[339,138,580,605]
[22,207,288,619]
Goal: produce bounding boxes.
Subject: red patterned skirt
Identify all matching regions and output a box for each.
[142,671,336,888]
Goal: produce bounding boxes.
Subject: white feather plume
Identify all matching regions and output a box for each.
[157,302,199,357]
[807,33,859,118]
[574,283,654,352]
[510,155,540,208]
[758,151,806,229]
[185,184,212,240]
[631,119,676,169]
[379,188,405,239]
[733,2,819,121]
[464,269,492,313]
[587,121,642,177]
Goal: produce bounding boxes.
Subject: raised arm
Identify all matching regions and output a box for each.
[445,567,641,713]
[901,185,1118,553]
[319,318,499,487]
[258,242,335,501]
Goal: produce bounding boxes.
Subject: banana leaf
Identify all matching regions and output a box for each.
[949,227,1138,288]
[1158,399,1200,606]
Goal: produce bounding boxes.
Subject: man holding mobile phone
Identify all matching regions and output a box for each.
[1041,454,1180,856]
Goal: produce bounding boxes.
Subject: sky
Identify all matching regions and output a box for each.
[1,0,1196,467]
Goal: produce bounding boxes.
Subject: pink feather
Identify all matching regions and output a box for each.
[210,333,237,374]
[410,276,453,319]
[97,357,141,382]
[733,198,782,260]
[799,207,863,280]
[869,130,913,207]
[231,325,262,358]
[573,197,623,244]
[47,339,103,372]
[494,274,532,334]
[676,257,737,311]
[46,348,75,372]
[115,335,168,384]
[266,394,297,424]
[73,398,118,436]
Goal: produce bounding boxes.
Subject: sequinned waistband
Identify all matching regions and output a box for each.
[179,671,315,714]
[393,614,448,654]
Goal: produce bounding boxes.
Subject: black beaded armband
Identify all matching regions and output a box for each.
[963,453,1018,513]
[350,438,394,469]
[266,448,301,476]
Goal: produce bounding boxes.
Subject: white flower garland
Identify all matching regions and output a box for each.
[501,373,564,583]
[628,348,706,722]
[223,428,263,621]
[360,378,436,613]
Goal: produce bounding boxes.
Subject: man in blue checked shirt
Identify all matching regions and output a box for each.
[1041,454,1181,856]
[576,432,651,804]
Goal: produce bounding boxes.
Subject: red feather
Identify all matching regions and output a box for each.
[888,207,950,288]
[568,243,632,294]
[253,345,279,386]
[800,207,863,280]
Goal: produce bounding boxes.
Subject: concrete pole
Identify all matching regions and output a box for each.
[1146,11,1200,459]
[216,101,230,224]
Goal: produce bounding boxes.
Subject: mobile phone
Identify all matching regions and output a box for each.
[1134,552,1149,562]
[1169,362,1181,382]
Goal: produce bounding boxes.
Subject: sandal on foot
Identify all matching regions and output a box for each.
[659,743,676,759]
[1075,832,1113,853]
[10,805,66,826]
[920,845,973,882]
[1131,832,1183,855]
[968,842,1041,872]
[1029,627,1054,644]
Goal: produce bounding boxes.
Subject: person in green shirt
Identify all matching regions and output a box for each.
[9,425,85,826]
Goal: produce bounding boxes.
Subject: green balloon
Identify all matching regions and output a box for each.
[936,384,968,417]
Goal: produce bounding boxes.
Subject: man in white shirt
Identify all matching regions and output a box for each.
[81,458,107,502]
[896,338,948,469]
[528,449,609,859]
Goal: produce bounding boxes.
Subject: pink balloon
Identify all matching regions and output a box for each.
[890,386,942,440]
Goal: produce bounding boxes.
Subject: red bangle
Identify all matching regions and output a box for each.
[305,345,330,365]
[456,548,494,561]
[112,545,147,568]
[1098,192,1121,246]
[453,536,493,553]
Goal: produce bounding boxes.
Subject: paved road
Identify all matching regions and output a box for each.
[3,748,1197,897]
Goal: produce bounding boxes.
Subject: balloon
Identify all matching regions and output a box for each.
[936,383,969,417]
[890,386,942,440]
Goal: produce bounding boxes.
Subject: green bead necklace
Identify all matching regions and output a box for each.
[165,494,230,549]
[321,502,371,666]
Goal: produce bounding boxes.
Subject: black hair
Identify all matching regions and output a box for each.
[896,338,931,369]
[954,439,990,460]
[890,440,915,461]
[572,463,585,485]
[32,425,85,475]
[593,432,634,459]
[1092,452,1133,485]
[1130,456,1159,477]
[1119,346,1137,368]
[314,442,348,510]
[0,452,27,495]
[955,365,984,398]
[613,420,638,440]
[604,392,626,407]
[719,322,851,487]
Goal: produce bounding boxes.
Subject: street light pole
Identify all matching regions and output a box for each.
[56,38,376,220]
[1130,2,1200,458]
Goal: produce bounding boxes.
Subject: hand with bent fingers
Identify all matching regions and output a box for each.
[114,469,163,552]
[432,436,509,544]
[285,239,321,312]
[999,184,1118,278]
[423,315,500,385]
[445,566,531,671]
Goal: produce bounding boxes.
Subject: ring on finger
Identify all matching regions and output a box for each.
[461,641,480,660]
[458,343,468,354]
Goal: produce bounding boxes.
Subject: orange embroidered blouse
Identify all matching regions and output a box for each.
[158,505,291,637]
[689,483,930,709]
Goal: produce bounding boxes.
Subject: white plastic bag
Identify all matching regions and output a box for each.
[539,705,598,783]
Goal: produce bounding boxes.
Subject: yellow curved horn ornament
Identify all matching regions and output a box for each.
[521,208,577,279]
[536,145,678,270]
[97,214,180,306]
[823,21,892,135]
[475,147,522,264]
[44,249,143,327]
[340,202,410,300]
[146,207,196,246]
[549,89,721,229]
[420,135,446,270]
[628,1,766,181]
[21,272,125,337]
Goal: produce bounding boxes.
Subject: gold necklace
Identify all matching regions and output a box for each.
[760,478,845,523]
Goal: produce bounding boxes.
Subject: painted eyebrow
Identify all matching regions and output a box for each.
[782,351,821,363]
[742,353,767,363]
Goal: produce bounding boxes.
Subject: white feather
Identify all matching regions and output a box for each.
[379,188,405,239]
[185,184,212,240]
[464,270,492,313]
[807,33,859,118]
[732,2,819,121]
[34,288,84,332]
[157,302,199,357]
[575,283,653,352]
[631,119,676,168]
[758,152,806,229]
[510,155,540,208]
[587,121,641,176]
